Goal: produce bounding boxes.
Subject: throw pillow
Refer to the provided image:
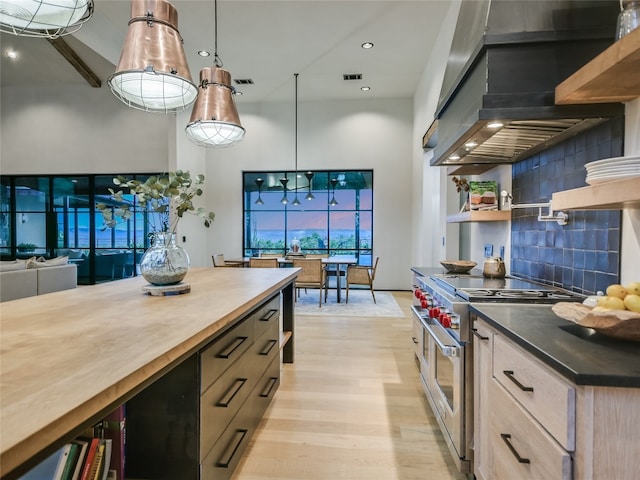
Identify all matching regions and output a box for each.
[26,256,69,269]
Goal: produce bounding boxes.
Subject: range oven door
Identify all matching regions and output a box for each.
[421,317,466,466]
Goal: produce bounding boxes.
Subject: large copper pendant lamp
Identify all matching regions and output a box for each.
[107,0,197,114]
[185,0,244,147]
[0,0,94,38]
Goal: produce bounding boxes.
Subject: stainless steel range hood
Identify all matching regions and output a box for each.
[426,0,625,167]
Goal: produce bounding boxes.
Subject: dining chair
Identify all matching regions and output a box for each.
[212,254,243,267]
[249,257,278,268]
[292,258,327,307]
[345,256,379,303]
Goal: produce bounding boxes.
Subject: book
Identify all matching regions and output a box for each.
[102,405,125,480]
[60,443,80,480]
[79,438,100,480]
[100,439,112,480]
[468,180,498,211]
[89,442,105,480]
[18,445,68,480]
[52,444,72,480]
[70,439,89,480]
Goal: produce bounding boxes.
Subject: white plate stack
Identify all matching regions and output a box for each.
[585,155,640,185]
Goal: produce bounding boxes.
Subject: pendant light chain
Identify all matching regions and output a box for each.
[213,0,223,67]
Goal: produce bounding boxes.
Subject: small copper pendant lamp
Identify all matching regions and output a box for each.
[185,0,244,147]
[108,0,197,114]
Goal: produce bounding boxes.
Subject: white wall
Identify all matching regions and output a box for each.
[1,83,415,290]
[412,0,461,269]
[1,83,170,174]
[177,98,415,290]
[621,97,640,285]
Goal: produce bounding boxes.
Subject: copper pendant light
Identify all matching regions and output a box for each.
[185,0,244,147]
[108,0,197,114]
[0,0,94,38]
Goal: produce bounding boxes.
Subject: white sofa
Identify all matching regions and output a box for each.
[0,259,77,302]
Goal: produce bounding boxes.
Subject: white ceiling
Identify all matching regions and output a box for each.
[0,0,451,103]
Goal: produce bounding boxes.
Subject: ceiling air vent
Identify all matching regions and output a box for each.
[343,74,362,81]
[234,78,254,85]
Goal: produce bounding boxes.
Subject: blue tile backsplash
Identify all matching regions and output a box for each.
[511,118,624,295]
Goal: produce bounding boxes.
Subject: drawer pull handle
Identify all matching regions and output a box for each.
[260,309,278,322]
[216,429,248,468]
[500,433,530,464]
[260,339,278,356]
[503,370,534,392]
[217,336,248,359]
[260,376,278,398]
[472,329,489,341]
[216,378,247,407]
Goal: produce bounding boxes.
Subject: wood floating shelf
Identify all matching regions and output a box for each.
[446,210,511,223]
[552,177,640,210]
[555,27,640,104]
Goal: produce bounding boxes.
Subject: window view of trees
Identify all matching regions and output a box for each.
[243,170,373,265]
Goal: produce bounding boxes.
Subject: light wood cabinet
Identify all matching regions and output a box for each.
[472,315,640,480]
[472,318,495,480]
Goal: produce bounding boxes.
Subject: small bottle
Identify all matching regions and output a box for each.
[616,0,640,40]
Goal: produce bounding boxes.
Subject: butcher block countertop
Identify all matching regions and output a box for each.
[0,267,297,478]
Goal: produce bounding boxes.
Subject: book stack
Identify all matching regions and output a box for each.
[18,406,126,480]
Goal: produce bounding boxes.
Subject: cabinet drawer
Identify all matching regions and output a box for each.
[201,357,280,480]
[200,352,254,460]
[493,335,575,450]
[253,295,280,341]
[491,379,572,480]
[201,318,254,393]
[250,320,280,379]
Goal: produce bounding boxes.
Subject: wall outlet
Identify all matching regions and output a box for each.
[484,244,493,257]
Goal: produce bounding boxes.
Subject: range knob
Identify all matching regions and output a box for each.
[439,313,451,328]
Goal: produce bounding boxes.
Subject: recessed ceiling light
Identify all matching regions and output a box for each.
[234,91,243,96]
[6,50,17,59]
[487,121,504,129]
[198,50,210,57]
[361,86,371,91]
[361,42,374,49]
[449,154,461,160]
[464,140,478,149]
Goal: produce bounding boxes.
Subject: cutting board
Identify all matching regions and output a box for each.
[552,302,640,341]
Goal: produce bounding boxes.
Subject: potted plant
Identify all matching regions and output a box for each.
[96,171,215,286]
[17,242,37,253]
[452,176,470,212]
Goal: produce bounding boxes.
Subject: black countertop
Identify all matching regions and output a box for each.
[471,303,640,388]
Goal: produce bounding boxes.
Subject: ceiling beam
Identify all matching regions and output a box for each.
[46,37,102,88]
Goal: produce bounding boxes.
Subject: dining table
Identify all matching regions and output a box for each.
[229,255,358,303]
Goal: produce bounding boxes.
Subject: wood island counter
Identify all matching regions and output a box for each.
[0,267,297,479]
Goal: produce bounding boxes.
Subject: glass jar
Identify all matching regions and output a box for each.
[139,232,190,285]
[616,0,640,40]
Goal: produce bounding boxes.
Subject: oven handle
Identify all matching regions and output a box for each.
[421,317,460,357]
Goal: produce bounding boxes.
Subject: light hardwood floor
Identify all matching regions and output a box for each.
[232,291,470,480]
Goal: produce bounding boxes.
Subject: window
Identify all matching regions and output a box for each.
[243,170,373,265]
[0,173,162,284]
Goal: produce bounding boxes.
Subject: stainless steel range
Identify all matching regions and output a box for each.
[410,270,583,476]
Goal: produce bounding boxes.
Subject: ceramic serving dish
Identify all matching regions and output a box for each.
[552,302,640,341]
[440,260,477,274]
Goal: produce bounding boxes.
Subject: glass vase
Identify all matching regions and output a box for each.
[140,232,190,286]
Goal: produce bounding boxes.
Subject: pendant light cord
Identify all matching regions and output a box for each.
[214,0,223,67]
[295,73,299,184]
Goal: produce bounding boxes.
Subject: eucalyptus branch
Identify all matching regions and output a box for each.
[96,170,215,234]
